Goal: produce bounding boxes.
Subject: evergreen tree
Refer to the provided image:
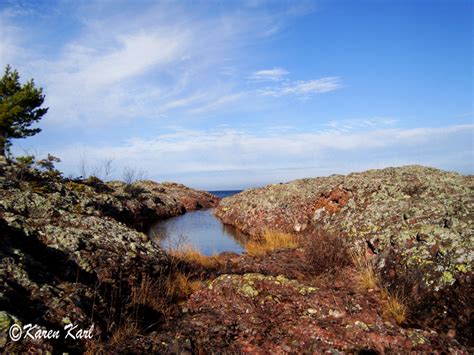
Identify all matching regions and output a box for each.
[0,65,48,156]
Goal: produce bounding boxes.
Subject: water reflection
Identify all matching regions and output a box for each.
[148,208,247,256]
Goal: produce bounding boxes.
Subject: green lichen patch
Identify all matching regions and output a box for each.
[208,273,317,300]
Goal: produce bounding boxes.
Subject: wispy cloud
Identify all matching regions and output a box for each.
[188,93,244,114]
[259,76,342,98]
[323,117,397,133]
[65,31,189,88]
[1,1,312,127]
[250,67,289,81]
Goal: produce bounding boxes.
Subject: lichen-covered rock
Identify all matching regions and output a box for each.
[62,178,219,231]
[215,166,473,344]
[0,160,218,352]
[216,166,473,291]
[176,272,465,352]
[208,273,317,299]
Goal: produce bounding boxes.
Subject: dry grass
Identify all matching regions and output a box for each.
[169,244,222,269]
[351,250,379,291]
[381,289,407,325]
[245,229,298,256]
[351,249,407,325]
[130,269,203,325]
[131,274,166,309]
[84,339,105,355]
[109,323,140,348]
[85,238,212,352]
[85,322,141,353]
[172,271,203,298]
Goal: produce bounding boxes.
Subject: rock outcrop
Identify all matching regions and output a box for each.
[216,165,473,344]
[0,158,218,352]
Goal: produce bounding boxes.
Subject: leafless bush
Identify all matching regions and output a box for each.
[122,166,146,185]
[89,165,101,178]
[79,155,88,178]
[303,227,351,274]
[102,158,114,180]
[77,156,116,181]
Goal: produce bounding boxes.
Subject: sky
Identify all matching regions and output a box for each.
[0,0,472,190]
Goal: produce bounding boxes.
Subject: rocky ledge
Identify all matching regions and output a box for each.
[0,157,217,352]
[180,271,458,352]
[216,165,473,345]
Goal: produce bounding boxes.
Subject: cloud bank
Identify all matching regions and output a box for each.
[41,123,474,190]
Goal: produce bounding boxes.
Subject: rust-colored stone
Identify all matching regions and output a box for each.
[313,187,351,214]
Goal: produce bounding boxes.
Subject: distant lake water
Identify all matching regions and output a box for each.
[148,190,245,256]
[209,190,243,199]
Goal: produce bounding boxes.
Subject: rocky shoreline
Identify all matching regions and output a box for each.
[0,160,472,352]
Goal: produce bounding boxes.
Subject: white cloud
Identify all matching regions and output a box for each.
[1,1,306,127]
[250,67,289,81]
[41,123,473,189]
[260,76,342,98]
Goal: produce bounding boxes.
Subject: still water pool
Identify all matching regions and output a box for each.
[148,190,246,256]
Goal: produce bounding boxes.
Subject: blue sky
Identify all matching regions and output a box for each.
[1,0,472,189]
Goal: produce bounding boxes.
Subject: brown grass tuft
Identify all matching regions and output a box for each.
[350,249,408,325]
[84,339,105,355]
[245,229,298,256]
[130,270,203,324]
[351,250,379,291]
[131,274,166,310]
[381,289,407,325]
[108,323,140,349]
[173,271,203,298]
[169,244,222,269]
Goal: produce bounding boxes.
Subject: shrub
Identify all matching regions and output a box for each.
[83,175,103,185]
[66,181,88,193]
[36,153,60,172]
[15,155,35,169]
[122,167,146,185]
[303,228,351,274]
[36,154,62,178]
[12,155,35,180]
